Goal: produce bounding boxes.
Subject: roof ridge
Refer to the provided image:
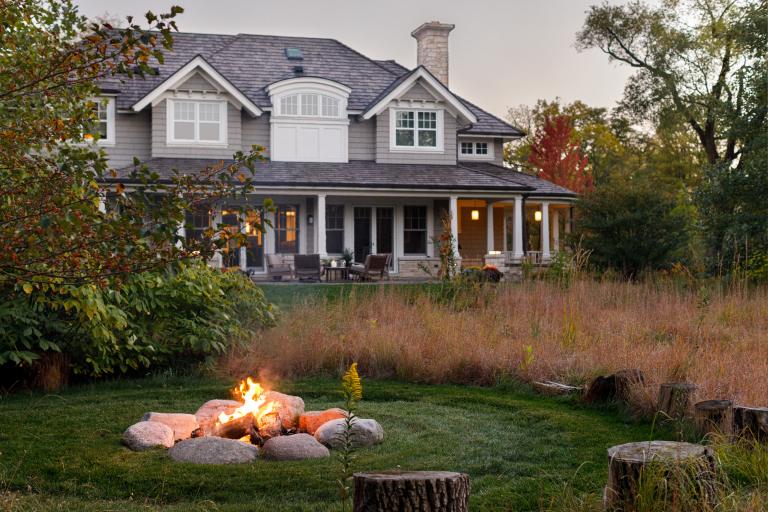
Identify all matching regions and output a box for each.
[457,97,525,135]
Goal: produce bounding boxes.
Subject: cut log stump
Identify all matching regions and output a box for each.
[353,471,469,512]
[694,400,733,437]
[584,369,645,403]
[657,382,697,421]
[605,441,718,511]
[733,405,768,442]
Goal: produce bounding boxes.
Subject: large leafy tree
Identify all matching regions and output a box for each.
[576,0,766,168]
[528,115,594,193]
[0,0,264,288]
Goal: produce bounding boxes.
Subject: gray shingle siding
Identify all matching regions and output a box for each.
[348,117,376,160]
[151,99,242,159]
[241,112,271,157]
[105,111,152,169]
[375,109,457,165]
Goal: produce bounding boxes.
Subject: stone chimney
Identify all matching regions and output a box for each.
[411,21,455,86]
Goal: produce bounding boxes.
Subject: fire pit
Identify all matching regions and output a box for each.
[121,377,384,464]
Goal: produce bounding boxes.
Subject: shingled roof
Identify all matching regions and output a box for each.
[99,31,523,137]
[113,158,575,197]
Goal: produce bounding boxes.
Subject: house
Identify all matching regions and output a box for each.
[97,21,576,278]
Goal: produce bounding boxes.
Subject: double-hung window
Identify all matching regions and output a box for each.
[169,100,226,144]
[275,205,300,253]
[86,97,115,145]
[403,206,428,255]
[325,205,345,254]
[392,109,442,150]
[184,205,212,245]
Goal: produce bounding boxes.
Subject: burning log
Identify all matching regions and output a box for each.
[209,414,255,440]
[257,411,283,442]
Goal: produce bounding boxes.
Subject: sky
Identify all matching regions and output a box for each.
[74,0,636,119]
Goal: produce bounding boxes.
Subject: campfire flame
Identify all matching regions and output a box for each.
[217,376,278,425]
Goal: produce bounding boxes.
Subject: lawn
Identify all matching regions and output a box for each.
[0,376,665,511]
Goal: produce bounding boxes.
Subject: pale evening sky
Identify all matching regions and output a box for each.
[74,0,636,119]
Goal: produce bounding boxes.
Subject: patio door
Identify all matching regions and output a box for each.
[353,207,372,263]
[376,207,394,267]
[244,209,264,271]
[220,209,241,269]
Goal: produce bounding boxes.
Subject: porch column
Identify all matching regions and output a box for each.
[449,195,460,259]
[486,200,494,253]
[552,209,560,253]
[316,193,327,257]
[541,201,551,261]
[512,195,524,262]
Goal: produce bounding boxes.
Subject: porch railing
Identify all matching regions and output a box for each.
[504,251,544,265]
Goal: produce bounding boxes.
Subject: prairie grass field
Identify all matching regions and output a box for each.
[246,279,768,416]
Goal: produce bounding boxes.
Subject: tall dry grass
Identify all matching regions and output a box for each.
[222,280,768,414]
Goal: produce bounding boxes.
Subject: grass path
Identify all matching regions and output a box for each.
[0,377,667,511]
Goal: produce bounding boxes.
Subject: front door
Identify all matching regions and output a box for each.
[353,207,372,263]
[376,207,394,267]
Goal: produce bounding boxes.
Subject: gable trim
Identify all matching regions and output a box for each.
[131,55,263,116]
[361,66,477,124]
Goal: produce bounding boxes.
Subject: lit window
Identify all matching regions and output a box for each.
[86,97,115,145]
[275,205,300,254]
[403,206,427,255]
[169,100,226,144]
[394,110,440,149]
[325,204,344,254]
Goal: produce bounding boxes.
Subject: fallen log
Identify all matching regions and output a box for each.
[694,400,733,438]
[657,382,697,421]
[733,405,768,442]
[256,411,283,442]
[208,414,255,440]
[532,380,584,396]
[605,441,718,511]
[353,471,469,512]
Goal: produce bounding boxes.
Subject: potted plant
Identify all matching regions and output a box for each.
[342,248,354,267]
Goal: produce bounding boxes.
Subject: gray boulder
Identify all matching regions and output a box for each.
[260,433,330,461]
[169,437,258,464]
[194,399,242,433]
[314,418,384,449]
[122,421,174,451]
[141,412,199,441]
[262,391,304,430]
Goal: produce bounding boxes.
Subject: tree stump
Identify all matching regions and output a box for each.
[657,382,697,421]
[584,369,645,403]
[605,441,718,511]
[353,471,469,512]
[733,405,768,442]
[694,400,733,437]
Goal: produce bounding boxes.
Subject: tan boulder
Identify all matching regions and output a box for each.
[299,408,347,435]
[262,391,304,430]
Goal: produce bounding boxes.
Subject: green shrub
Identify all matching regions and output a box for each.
[0,263,275,377]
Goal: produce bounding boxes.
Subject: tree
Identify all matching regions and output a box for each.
[574,176,692,277]
[577,0,767,168]
[0,0,265,287]
[528,115,594,193]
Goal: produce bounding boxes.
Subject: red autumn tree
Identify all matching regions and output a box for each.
[528,115,593,193]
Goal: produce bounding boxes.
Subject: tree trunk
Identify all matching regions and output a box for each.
[733,406,768,442]
[353,471,469,512]
[657,382,697,421]
[584,369,645,403]
[694,400,733,438]
[605,441,718,511]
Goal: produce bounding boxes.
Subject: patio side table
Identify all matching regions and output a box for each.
[325,266,349,282]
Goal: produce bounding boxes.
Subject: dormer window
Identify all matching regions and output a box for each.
[458,140,494,160]
[390,108,444,152]
[278,92,341,118]
[167,99,227,145]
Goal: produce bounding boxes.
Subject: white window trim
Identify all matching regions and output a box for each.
[166,99,228,146]
[389,107,444,153]
[92,97,115,146]
[458,139,495,160]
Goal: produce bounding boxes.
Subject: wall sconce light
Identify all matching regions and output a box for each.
[534,210,542,222]
[471,209,480,221]
[307,214,314,225]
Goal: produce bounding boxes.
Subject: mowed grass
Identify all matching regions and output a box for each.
[0,377,664,511]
